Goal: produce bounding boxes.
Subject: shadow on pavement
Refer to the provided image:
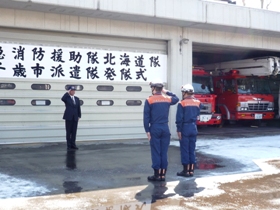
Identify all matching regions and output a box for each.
[135,181,176,204]
[174,178,204,197]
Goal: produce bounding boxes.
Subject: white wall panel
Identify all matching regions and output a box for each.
[78,16,88,33]
[69,16,79,31]
[60,15,71,31]
[0,78,153,143]
[205,2,249,28]
[31,0,98,9]
[1,0,280,144]
[15,10,45,28]
[1,0,280,37]
[99,0,154,16]
[0,8,15,26]
[44,13,61,30]
[250,9,280,32]
[0,28,168,144]
[156,0,205,22]
[186,26,280,52]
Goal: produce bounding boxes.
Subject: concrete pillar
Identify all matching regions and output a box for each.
[167,30,193,139]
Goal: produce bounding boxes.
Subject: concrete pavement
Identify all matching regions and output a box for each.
[1,126,280,209]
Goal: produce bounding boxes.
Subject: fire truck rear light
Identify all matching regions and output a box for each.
[237,103,240,107]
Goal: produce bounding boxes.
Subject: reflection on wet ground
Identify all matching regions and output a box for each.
[63,181,82,194]
[1,130,280,209]
[0,159,280,209]
[196,153,225,170]
[65,150,76,170]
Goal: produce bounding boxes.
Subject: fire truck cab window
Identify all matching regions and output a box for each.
[256,79,271,94]
[193,76,213,94]
[237,78,271,94]
[224,79,235,93]
[237,79,251,94]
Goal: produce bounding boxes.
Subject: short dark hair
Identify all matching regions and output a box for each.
[155,87,163,92]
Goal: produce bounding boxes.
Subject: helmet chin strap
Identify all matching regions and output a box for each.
[183,92,191,99]
[151,87,155,95]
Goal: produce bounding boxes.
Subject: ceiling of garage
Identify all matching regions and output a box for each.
[193,43,280,65]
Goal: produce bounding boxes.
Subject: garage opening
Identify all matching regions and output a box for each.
[193,42,280,125]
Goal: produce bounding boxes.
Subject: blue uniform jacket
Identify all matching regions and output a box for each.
[61,92,82,121]
[176,96,202,132]
[143,91,179,132]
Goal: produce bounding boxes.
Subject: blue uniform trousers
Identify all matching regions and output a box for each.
[180,123,197,165]
[149,123,170,170]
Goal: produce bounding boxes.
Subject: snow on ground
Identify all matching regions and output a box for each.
[0,173,50,199]
[171,135,280,174]
[3,135,279,200]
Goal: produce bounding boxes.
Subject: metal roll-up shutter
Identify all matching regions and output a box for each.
[0,27,167,144]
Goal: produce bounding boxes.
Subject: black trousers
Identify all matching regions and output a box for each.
[65,119,78,148]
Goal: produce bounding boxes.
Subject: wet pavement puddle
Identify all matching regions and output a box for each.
[1,161,280,210]
[196,153,225,170]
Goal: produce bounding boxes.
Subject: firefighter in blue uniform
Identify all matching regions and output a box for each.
[176,84,202,177]
[143,78,179,181]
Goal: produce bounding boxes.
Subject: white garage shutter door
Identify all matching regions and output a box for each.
[0,28,167,144]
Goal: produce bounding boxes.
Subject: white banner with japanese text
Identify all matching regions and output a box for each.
[0,43,167,82]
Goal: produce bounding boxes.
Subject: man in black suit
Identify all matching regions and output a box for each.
[61,86,81,150]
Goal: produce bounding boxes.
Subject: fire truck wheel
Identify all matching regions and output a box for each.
[218,118,225,128]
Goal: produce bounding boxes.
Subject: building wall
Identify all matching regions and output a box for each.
[0,7,189,143]
[1,0,280,143]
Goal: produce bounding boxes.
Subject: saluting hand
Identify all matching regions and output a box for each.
[162,88,168,94]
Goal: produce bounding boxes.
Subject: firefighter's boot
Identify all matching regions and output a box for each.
[177,164,190,177]
[189,164,195,177]
[161,169,166,181]
[147,169,161,181]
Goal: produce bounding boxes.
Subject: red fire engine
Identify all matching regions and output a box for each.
[212,69,274,123]
[192,67,222,125]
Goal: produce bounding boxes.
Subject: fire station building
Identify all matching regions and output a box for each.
[0,0,280,144]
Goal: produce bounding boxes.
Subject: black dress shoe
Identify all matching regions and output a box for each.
[72,146,79,150]
[67,147,74,151]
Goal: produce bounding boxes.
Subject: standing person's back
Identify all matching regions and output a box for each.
[176,84,202,177]
[143,78,179,181]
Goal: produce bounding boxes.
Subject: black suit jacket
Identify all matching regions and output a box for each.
[61,92,81,121]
